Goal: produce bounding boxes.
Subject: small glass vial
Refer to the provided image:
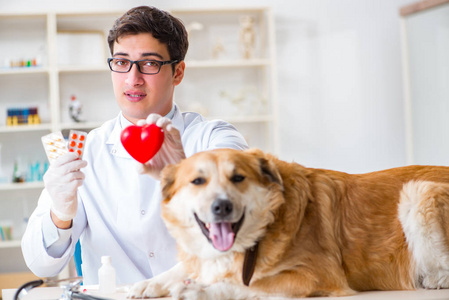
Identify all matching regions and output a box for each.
[98,256,116,294]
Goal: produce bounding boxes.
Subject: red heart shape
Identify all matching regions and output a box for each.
[120,124,164,163]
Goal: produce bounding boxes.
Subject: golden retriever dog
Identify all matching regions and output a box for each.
[128,148,449,299]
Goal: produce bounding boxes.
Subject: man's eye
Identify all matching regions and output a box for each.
[191,177,206,185]
[114,59,129,66]
[143,60,159,67]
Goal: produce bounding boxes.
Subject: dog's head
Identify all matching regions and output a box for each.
[160,148,284,258]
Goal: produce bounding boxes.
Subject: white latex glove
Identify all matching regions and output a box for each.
[136,114,186,180]
[43,153,87,221]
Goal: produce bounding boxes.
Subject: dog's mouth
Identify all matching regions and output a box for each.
[194,212,245,252]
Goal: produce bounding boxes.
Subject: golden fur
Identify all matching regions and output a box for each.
[129,148,449,299]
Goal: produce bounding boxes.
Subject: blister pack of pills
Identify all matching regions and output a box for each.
[68,130,86,158]
[41,131,68,164]
[41,130,87,164]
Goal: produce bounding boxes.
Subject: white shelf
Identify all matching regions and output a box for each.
[187,59,270,68]
[0,122,103,134]
[0,124,52,133]
[0,181,44,192]
[211,114,274,123]
[172,7,268,14]
[0,67,49,76]
[0,240,21,249]
[59,121,104,130]
[57,65,109,73]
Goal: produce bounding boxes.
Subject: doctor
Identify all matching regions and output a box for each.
[21,6,248,285]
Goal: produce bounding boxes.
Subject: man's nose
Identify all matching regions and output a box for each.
[125,63,144,86]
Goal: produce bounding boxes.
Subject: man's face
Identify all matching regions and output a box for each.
[111,33,185,124]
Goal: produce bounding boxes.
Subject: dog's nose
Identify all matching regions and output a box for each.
[211,199,233,217]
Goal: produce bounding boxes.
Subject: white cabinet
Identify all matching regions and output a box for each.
[53,12,122,130]
[0,11,121,280]
[0,6,278,279]
[0,15,52,266]
[171,7,278,152]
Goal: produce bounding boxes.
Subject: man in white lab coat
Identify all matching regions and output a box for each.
[22,6,248,285]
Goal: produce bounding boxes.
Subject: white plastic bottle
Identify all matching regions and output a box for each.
[98,256,116,294]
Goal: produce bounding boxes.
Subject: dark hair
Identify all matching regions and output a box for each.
[108,6,189,63]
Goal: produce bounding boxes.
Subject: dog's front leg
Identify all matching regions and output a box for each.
[128,262,188,298]
[172,281,262,300]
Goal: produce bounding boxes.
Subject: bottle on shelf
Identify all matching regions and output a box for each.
[12,158,25,183]
[69,95,84,123]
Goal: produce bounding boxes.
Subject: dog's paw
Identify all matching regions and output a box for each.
[127,279,168,298]
[171,280,208,300]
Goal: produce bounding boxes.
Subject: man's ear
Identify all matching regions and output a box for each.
[173,61,185,86]
[161,164,179,201]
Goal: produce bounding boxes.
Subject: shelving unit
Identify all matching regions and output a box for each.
[0,11,120,283]
[172,7,278,151]
[0,6,278,281]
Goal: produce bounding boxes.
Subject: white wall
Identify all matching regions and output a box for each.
[404,4,449,166]
[0,0,416,173]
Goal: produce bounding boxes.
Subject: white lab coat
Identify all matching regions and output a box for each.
[22,105,248,285]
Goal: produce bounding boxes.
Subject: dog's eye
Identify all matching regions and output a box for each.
[191,177,206,185]
[230,175,245,183]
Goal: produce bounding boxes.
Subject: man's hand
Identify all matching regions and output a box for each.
[43,153,87,223]
[137,114,186,180]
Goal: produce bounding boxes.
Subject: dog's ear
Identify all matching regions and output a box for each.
[160,164,179,200]
[246,148,283,186]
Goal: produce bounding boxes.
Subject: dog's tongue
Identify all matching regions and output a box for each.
[209,222,234,252]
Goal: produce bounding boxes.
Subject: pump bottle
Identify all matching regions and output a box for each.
[98,256,116,294]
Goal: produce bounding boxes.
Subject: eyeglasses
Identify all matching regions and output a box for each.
[107,58,179,75]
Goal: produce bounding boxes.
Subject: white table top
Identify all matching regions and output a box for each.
[3,286,449,300]
[1,286,137,300]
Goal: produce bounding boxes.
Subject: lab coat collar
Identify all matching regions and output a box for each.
[106,105,184,159]
[106,112,131,158]
[171,105,185,136]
